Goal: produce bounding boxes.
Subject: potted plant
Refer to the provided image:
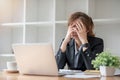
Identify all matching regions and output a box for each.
[92,51,120,76]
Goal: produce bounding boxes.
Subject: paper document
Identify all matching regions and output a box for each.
[64,72,100,78]
[59,69,82,75]
[64,69,120,78]
[59,69,100,78]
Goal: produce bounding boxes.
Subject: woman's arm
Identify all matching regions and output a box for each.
[73,20,104,70]
[81,38,104,70]
[55,38,69,69]
[55,48,67,69]
[56,23,75,69]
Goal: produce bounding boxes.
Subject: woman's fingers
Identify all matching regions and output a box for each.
[69,22,76,28]
[78,21,87,32]
[77,21,83,30]
[76,22,82,31]
[73,27,79,36]
[79,20,87,31]
[67,27,75,38]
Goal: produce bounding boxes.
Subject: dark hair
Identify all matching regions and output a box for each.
[68,12,95,37]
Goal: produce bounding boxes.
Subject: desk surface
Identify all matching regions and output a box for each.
[0,72,120,80]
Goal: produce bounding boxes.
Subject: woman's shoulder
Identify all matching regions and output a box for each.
[88,36,103,44]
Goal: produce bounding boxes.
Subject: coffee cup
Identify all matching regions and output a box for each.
[7,61,17,70]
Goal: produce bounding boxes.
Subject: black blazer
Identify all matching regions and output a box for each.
[55,36,104,71]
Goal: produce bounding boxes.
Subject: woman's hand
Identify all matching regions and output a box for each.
[73,20,88,44]
[72,20,89,52]
[60,24,75,52]
[73,20,88,52]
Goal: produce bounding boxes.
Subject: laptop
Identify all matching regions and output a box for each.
[12,43,76,76]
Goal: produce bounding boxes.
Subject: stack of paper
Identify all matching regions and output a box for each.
[64,72,100,78]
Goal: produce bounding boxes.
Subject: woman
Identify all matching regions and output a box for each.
[55,12,104,71]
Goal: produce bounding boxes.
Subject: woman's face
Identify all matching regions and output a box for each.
[70,19,87,39]
[70,25,78,38]
[70,19,81,39]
